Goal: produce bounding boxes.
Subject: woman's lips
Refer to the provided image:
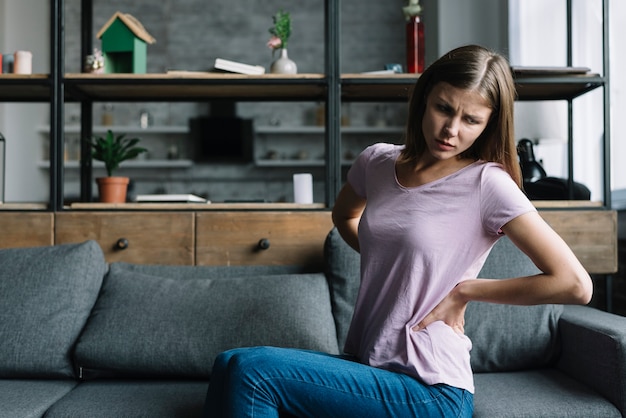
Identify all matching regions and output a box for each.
[435,140,454,150]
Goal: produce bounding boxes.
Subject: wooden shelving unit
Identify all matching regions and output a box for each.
[0,71,603,103]
[0,0,612,210]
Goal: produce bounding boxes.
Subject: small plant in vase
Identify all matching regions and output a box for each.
[88,130,147,203]
[267,10,297,74]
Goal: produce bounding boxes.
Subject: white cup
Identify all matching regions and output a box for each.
[293,173,313,204]
[13,50,32,74]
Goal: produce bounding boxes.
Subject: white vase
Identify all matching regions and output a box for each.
[270,49,298,74]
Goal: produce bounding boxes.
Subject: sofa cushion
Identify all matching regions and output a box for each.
[44,380,207,418]
[474,370,621,417]
[468,236,562,372]
[0,380,78,418]
[324,228,361,351]
[74,268,339,379]
[0,241,106,378]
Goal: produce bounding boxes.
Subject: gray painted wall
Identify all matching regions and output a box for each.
[0,0,49,202]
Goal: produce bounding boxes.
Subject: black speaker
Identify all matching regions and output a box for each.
[189,117,253,162]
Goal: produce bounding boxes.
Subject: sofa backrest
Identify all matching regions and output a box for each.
[324,228,361,350]
[323,228,563,373]
[0,240,106,379]
[73,262,340,379]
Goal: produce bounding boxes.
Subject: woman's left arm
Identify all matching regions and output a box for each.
[460,211,592,305]
[416,211,592,332]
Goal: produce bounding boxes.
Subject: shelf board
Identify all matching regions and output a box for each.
[69,202,327,210]
[341,73,419,101]
[514,74,605,101]
[1,71,604,103]
[37,159,193,169]
[65,201,603,211]
[37,124,189,135]
[340,71,605,101]
[0,202,49,210]
[532,200,604,208]
[39,124,401,136]
[255,159,354,167]
[64,73,327,102]
[0,74,51,101]
[255,159,325,167]
[255,125,404,134]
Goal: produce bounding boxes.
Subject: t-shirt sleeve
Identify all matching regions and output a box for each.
[347,144,379,198]
[480,164,536,235]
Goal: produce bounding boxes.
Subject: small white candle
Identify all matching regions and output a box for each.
[13,50,32,74]
[293,173,313,204]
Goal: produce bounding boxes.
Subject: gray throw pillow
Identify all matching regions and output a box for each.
[466,302,562,372]
[468,236,563,372]
[0,240,106,378]
[74,270,339,379]
[323,228,361,351]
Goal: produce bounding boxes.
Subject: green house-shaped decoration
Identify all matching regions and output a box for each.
[97,12,156,74]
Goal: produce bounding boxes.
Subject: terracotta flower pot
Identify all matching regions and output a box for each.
[96,177,129,203]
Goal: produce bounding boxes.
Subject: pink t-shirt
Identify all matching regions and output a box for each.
[345,143,536,393]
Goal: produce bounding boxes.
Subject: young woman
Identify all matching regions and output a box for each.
[203,45,592,418]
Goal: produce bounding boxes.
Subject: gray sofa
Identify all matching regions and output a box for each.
[0,228,624,417]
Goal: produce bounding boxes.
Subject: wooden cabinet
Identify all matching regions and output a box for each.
[0,209,617,276]
[0,210,333,268]
[540,210,617,274]
[0,212,54,248]
[195,211,333,269]
[55,212,194,265]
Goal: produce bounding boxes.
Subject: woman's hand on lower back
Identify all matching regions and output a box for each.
[413,283,469,334]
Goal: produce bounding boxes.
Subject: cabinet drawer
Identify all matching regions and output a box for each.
[196,211,333,268]
[0,212,54,248]
[55,212,194,265]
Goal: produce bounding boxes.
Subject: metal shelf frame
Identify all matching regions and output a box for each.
[38,0,609,211]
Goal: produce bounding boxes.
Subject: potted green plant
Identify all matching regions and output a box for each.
[88,129,147,203]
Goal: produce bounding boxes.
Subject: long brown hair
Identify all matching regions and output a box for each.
[400,45,521,187]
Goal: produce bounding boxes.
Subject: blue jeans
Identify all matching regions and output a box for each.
[203,346,473,418]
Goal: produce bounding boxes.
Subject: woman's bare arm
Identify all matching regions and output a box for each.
[331,183,366,253]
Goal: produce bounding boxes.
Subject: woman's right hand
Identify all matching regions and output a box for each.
[413,283,469,335]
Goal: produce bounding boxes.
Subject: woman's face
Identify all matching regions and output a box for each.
[421,82,493,162]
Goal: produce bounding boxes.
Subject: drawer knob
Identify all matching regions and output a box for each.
[115,238,129,250]
[257,238,270,250]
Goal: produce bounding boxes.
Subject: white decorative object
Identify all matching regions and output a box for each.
[293,173,313,204]
[270,49,297,74]
[13,50,32,74]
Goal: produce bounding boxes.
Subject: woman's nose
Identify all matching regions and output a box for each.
[443,119,459,137]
